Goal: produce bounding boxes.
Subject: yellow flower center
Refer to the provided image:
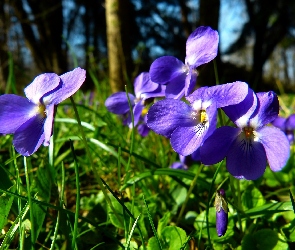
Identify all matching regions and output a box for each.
[200,110,208,124]
[38,104,47,118]
[141,107,148,116]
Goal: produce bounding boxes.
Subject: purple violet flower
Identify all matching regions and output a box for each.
[0,67,86,156]
[169,154,190,170]
[149,26,219,99]
[147,81,249,156]
[272,114,295,144]
[200,91,290,180]
[214,189,228,237]
[105,72,165,132]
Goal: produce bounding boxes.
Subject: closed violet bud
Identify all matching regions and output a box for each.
[214,189,228,237]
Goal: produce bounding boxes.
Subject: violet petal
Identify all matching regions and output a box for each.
[272,116,286,130]
[13,115,45,156]
[105,92,135,115]
[24,73,60,104]
[286,114,295,129]
[184,69,197,96]
[185,26,219,68]
[137,123,150,137]
[149,56,185,84]
[250,91,279,129]
[0,94,38,134]
[200,126,241,165]
[170,124,208,156]
[226,137,267,180]
[147,99,195,138]
[43,67,86,105]
[134,72,160,99]
[43,104,55,146]
[257,126,290,172]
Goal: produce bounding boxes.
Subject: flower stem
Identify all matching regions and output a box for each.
[176,164,204,225]
[24,157,35,249]
[69,97,123,225]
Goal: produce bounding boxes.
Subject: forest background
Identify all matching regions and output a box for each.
[1,0,295,94]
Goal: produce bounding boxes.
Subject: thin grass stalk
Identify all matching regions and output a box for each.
[70,140,81,249]
[24,157,35,249]
[143,195,162,250]
[124,85,135,183]
[50,162,66,249]
[176,164,204,225]
[12,148,23,250]
[69,96,123,226]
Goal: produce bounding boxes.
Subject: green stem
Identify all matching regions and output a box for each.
[24,157,35,249]
[70,140,80,250]
[69,96,123,225]
[176,164,204,225]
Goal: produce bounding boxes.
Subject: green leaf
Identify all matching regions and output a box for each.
[0,185,15,231]
[282,219,295,242]
[241,229,288,250]
[147,237,161,250]
[161,226,188,250]
[242,184,265,210]
[157,212,171,235]
[244,201,293,218]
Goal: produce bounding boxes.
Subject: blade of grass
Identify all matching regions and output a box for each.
[176,164,204,225]
[124,85,135,184]
[70,140,80,250]
[24,157,35,249]
[125,214,141,250]
[143,195,162,250]
[69,96,123,234]
[290,190,295,213]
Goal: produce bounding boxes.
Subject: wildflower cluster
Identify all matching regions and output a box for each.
[106,26,290,181]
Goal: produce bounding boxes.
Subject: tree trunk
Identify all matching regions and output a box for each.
[106,0,132,93]
[10,0,67,74]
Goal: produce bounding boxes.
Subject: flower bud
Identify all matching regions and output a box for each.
[214,189,228,237]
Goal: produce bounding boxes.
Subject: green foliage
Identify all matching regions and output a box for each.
[0,72,295,249]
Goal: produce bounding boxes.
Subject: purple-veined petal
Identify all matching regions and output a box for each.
[185,26,219,67]
[250,91,279,129]
[286,114,295,129]
[170,123,208,156]
[43,104,55,146]
[105,92,135,115]
[200,126,241,165]
[223,88,257,127]
[134,72,160,99]
[147,98,195,137]
[226,137,267,180]
[13,114,45,156]
[257,126,290,172]
[137,123,150,137]
[184,68,197,96]
[24,73,60,104]
[272,116,286,130]
[207,82,249,108]
[0,94,38,134]
[150,56,185,84]
[43,67,86,105]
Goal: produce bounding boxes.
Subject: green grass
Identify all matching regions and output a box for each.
[0,72,295,250]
